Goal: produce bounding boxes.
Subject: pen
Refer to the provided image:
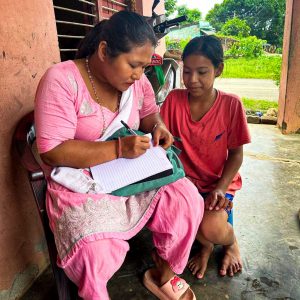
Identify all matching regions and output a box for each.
[121,120,137,136]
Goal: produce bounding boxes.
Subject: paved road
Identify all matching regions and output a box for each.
[214,78,279,101]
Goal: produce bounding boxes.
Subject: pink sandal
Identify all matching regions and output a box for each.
[143,269,196,300]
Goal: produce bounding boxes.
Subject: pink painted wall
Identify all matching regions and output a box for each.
[0,0,60,298]
[278,0,300,133]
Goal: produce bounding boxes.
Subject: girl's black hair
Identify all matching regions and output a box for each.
[182,35,224,68]
[76,11,157,59]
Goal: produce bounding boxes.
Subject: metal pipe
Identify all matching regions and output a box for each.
[108,0,127,7]
[54,5,96,17]
[60,49,78,52]
[102,6,119,13]
[56,20,94,27]
[58,35,85,39]
[78,0,96,6]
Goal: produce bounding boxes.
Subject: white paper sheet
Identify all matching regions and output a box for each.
[90,145,173,193]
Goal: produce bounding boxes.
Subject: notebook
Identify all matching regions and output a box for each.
[90,145,173,193]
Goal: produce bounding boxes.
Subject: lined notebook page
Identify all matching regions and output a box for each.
[90,146,173,193]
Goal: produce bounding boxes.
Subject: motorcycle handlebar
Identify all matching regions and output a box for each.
[153,15,187,34]
[163,15,187,28]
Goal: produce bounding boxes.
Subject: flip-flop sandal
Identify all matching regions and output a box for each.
[143,269,196,300]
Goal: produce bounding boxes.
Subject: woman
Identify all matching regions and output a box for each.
[35,11,203,300]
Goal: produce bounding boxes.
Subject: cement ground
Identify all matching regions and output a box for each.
[21,124,300,300]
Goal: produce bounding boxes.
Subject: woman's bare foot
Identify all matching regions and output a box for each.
[188,243,214,279]
[219,238,242,277]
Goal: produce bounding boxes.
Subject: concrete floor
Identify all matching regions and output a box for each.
[21,124,300,300]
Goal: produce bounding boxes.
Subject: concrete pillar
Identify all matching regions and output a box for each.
[278,0,300,134]
[0,1,60,298]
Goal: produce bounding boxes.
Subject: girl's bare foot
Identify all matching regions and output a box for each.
[219,238,242,277]
[188,243,214,279]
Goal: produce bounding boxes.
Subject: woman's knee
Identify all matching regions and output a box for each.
[151,178,203,242]
[170,178,204,220]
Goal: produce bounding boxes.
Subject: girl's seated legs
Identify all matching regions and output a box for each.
[188,209,242,278]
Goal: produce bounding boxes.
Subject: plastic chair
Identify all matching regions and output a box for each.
[13,111,79,300]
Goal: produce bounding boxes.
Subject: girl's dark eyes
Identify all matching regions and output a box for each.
[183,71,207,75]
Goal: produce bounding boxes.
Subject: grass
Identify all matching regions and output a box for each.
[242,97,278,111]
[222,56,282,80]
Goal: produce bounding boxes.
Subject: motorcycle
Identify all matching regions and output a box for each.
[145,0,186,106]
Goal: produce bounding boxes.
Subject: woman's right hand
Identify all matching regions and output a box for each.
[120,135,151,158]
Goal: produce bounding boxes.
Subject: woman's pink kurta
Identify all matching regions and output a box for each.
[35,61,203,269]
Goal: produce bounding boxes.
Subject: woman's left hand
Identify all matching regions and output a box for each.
[152,124,174,149]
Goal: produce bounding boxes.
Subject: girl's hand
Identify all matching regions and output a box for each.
[152,124,174,149]
[205,189,233,211]
[120,135,150,158]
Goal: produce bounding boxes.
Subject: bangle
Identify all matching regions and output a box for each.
[117,137,122,158]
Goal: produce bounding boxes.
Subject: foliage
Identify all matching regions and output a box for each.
[164,0,177,17]
[164,1,201,24]
[225,36,266,58]
[271,55,282,86]
[220,17,250,37]
[222,56,282,83]
[165,36,190,51]
[206,0,285,47]
[242,98,278,111]
[177,5,201,25]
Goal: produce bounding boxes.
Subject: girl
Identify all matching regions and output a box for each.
[35,11,203,300]
[161,35,251,279]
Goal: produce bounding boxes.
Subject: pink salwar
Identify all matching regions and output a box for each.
[63,178,203,300]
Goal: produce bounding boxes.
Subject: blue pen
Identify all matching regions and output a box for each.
[121,120,137,135]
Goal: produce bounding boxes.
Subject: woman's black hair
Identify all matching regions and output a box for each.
[76,11,157,59]
[182,35,224,68]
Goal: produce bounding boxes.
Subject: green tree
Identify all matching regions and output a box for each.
[164,0,177,17]
[206,0,285,47]
[221,17,251,37]
[177,5,201,24]
[226,36,266,58]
